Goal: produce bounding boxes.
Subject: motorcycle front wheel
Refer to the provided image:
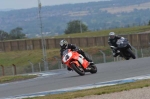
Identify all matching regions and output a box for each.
[71,63,85,76]
[127,48,136,59]
[90,65,97,74]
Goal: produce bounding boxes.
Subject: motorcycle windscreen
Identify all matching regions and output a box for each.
[117,39,128,48]
[62,49,68,56]
[62,52,72,63]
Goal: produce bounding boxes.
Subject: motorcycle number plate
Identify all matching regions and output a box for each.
[63,52,72,63]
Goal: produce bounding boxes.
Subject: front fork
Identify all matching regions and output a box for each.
[128,43,132,50]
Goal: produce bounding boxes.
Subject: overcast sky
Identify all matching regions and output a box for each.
[0,0,106,10]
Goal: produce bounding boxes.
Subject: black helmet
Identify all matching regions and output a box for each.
[59,39,68,49]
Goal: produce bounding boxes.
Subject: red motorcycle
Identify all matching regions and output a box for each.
[62,49,97,76]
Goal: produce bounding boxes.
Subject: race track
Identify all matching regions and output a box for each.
[1,57,150,98]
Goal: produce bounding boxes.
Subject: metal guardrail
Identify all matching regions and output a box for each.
[2,47,150,76]
[141,48,143,58]
[28,60,34,73]
[99,50,106,63]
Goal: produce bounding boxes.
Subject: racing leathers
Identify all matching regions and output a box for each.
[108,36,121,57]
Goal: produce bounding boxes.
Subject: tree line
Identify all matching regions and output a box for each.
[0,20,89,41]
[64,20,88,34]
[0,27,25,41]
[64,19,150,34]
[0,19,150,41]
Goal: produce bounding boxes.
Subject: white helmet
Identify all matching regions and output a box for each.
[59,39,68,48]
[109,32,115,39]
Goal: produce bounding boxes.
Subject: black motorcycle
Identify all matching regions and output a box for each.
[111,37,136,60]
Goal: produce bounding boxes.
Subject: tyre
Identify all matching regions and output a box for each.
[120,52,129,60]
[90,65,97,74]
[127,49,136,59]
[125,57,130,60]
[71,63,85,76]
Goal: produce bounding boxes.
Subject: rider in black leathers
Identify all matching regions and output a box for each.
[108,32,121,57]
[60,39,94,71]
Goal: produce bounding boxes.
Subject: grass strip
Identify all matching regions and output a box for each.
[0,75,37,84]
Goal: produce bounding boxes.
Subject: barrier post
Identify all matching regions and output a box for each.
[1,65,5,76]
[28,60,34,73]
[99,50,106,63]
[12,64,17,75]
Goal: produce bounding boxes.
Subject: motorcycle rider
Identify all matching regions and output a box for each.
[59,39,94,71]
[108,32,122,57]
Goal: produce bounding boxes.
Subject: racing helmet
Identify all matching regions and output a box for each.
[109,32,115,39]
[59,39,68,49]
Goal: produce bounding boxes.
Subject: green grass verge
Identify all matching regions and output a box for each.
[0,49,60,66]
[27,79,150,99]
[53,25,150,38]
[0,75,37,84]
[0,46,106,67]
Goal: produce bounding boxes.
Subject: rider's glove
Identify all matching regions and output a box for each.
[78,49,82,51]
[76,49,83,53]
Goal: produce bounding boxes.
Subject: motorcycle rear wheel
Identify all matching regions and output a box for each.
[71,63,85,76]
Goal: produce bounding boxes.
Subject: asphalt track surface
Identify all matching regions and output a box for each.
[1,57,150,98]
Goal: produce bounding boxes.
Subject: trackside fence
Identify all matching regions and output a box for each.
[1,47,150,76]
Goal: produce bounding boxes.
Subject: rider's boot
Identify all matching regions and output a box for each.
[88,60,94,65]
[85,58,94,66]
[113,52,120,57]
[80,52,94,65]
[67,67,72,71]
[113,49,120,57]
